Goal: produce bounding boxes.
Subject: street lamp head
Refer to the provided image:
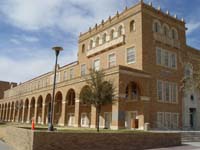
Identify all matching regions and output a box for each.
[52,46,63,56]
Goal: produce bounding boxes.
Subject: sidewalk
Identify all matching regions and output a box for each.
[148,142,200,150]
[0,141,13,150]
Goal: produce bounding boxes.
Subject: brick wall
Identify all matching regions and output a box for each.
[1,127,181,150]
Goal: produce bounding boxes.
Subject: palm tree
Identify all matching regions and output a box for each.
[80,70,115,132]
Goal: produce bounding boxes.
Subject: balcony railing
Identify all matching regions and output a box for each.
[87,35,125,57]
[153,33,180,49]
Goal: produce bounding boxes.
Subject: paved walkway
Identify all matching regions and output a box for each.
[149,142,200,150]
[0,141,13,150]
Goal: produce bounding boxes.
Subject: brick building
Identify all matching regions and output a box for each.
[0,1,200,130]
[0,81,17,99]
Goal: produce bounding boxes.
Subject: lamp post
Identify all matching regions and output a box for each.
[48,46,63,131]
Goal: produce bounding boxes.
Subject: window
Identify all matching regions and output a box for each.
[69,68,74,79]
[108,53,116,68]
[63,71,67,81]
[93,59,100,71]
[118,25,123,36]
[110,29,114,40]
[184,63,193,78]
[126,47,136,64]
[157,112,164,128]
[90,40,93,49]
[157,80,178,103]
[153,21,161,33]
[56,72,60,83]
[172,28,178,40]
[130,20,135,32]
[96,37,100,46]
[81,64,86,76]
[157,112,179,129]
[82,44,85,53]
[156,47,177,69]
[163,25,169,37]
[102,33,107,44]
[157,81,163,101]
[125,82,139,100]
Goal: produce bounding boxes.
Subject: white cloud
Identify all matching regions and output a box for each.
[0,46,77,83]
[0,0,123,35]
[186,21,200,35]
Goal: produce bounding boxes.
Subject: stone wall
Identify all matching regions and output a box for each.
[4,127,33,150]
[1,126,181,150]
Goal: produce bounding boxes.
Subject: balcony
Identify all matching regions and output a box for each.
[87,35,125,57]
[153,33,180,49]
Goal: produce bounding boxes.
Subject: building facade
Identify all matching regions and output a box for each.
[0,1,200,130]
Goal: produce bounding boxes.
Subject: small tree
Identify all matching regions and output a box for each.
[79,70,115,132]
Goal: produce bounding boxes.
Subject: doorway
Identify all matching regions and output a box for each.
[189,108,196,129]
[104,112,111,129]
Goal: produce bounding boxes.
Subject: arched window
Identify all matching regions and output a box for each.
[90,40,93,49]
[82,44,85,53]
[130,20,135,32]
[171,28,178,40]
[153,20,161,33]
[163,25,169,37]
[96,37,100,46]
[110,29,114,40]
[125,82,139,100]
[102,33,107,44]
[118,25,123,36]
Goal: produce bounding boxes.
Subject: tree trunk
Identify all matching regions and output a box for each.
[96,105,101,132]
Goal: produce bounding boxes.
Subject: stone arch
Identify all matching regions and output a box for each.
[30,97,36,121]
[79,85,91,105]
[125,81,141,100]
[67,89,76,106]
[54,91,63,125]
[44,93,51,124]
[153,19,161,33]
[23,99,29,123]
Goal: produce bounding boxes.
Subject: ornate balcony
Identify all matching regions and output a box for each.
[87,35,125,57]
[153,33,180,49]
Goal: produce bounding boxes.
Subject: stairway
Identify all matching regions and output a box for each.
[181,132,200,142]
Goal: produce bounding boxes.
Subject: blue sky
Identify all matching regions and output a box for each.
[0,0,199,83]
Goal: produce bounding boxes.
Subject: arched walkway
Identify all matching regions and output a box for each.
[66,89,76,126]
[18,100,23,122]
[10,102,14,121]
[24,99,29,123]
[54,91,63,125]
[44,94,51,125]
[30,97,35,121]
[36,96,43,124]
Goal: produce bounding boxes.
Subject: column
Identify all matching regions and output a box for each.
[74,99,80,127]
[41,103,46,125]
[21,104,25,123]
[60,101,67,126]
[0,109,1,121]
[90,105,97,128]
[27,105,31,123]
[34,104,37,123]
[5,107,8,121]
